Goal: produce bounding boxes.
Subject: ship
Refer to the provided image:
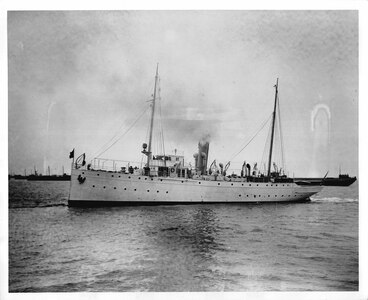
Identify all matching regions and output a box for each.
[295,173,357,186]
[27,174,71,181]
[68,67,322,207]
[27,166,71,181]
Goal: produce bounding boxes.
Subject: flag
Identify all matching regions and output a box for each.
[75,153,86,168]
[69,149,74,159]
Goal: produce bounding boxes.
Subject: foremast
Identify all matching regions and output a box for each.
[267,78,279,178]
[146,64,159,168]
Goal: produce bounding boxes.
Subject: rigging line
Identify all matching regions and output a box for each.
[91,105,150,159]
[277,94,285,169]
[158,84,166,158]
[227,113,273,162]
[95,106,150,158]
[142,110,151,167]
[261,119,273,172]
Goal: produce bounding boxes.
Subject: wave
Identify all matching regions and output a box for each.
[40,203,67,207]
[9,203,68,209]
[310,197,358,203]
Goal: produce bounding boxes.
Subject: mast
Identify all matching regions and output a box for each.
[147,64,159,167]
[267,78,279,178]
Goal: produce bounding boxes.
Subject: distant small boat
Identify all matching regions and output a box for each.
[295,174,357,186]
[27,174,71,181]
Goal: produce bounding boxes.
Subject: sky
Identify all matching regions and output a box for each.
[7,10,358,177]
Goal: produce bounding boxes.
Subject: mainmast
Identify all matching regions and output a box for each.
[267,78,279,178]
[147,64,159,167]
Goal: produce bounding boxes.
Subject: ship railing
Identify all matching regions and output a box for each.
[84,158,143,173]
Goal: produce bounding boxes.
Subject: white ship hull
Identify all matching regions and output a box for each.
[68,169,322,206]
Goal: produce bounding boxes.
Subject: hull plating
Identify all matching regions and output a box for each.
[69,169,322,206]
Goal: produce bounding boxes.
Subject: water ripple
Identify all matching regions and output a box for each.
[8,180,359,291]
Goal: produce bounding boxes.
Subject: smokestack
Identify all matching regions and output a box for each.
[193,153,199,170]
[197,141,209,175]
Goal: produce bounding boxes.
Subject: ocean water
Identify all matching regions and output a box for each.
[8,180,358,292]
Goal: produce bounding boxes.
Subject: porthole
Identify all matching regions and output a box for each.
[114,187,116,189]
[157,191,159,193]
[242,184,244,186]
[239,195,241,197]
[231,183,233,186]
[218,183,220,185]
[92,185,95,187]
[103,186,106,189]
[166,191,168,193]
[147,190,150,192]
[124,188,126,190]
[138,177,141,180]
[134,188,136,191]
[111,175,114,177]
[254,195,256,198]
[118,175,121,178]
[145,178,147,180]
[128,176,131,179]
[97,174,100,176]
[257,184,259,186]
[276,184,278,186]
[82,172,84,174]
[249,184,251,186]
[199,182,201,184]
[266,184,268,186]
[181,181,184,183]
[160,179,163,181]
[268,195,270,197]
